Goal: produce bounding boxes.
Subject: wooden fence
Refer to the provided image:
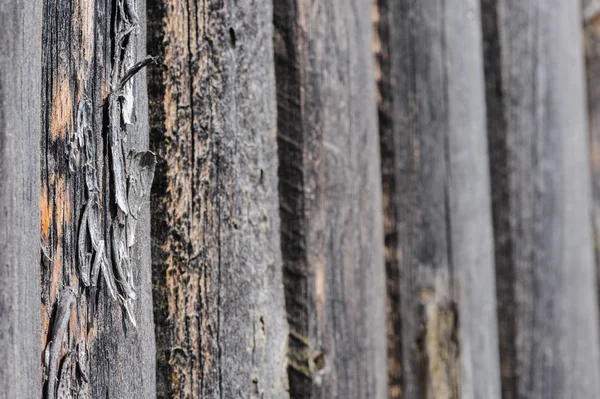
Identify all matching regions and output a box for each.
[1,0,600,398]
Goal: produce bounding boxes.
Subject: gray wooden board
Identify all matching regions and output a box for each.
[0,0,43,397]
[584,0,600,355]
[274,0,388,397]
[40,0,156,396]
[383,0,501,398]
[482,0,600,398]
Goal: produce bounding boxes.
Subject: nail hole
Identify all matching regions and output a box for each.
[313,351,326,371]
[229,28,237,48]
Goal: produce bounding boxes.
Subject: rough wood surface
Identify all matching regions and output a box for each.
[147,0,289,397]
[40,0,156,396]
[379,1,502,398]
[0,0,43,397]
[482,1,600,398]
[273,1,388,397]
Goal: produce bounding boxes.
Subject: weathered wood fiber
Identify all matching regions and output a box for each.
[379,1,501,398]
[273,1,388,397]
[0,0,42,397]
[147,0,289,397]
[584,0,600,324]
[40,0,156,396]
[482,1,600,398]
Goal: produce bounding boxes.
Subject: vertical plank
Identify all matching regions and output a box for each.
[40,0,156,396]
[273,0,388,397]
[482,1,600,397]
[0,0,42,397]
[148,0,289,397]
[378,1,501,398]
[584,0,600,319]
[372,1,402,398]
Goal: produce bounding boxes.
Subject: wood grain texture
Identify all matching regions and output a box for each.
[273,1,388,397]
[147,0,289,397]
[0,0,42,397]
[482,1,600,398]
[379,1,501,398]
[40,0,156,396]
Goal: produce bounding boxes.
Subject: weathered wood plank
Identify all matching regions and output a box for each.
[0,0,43,397]
[378,1,502,398]
[482,1,600,397]
[273,1,388,397]
[40,0,156,396]
[584,0,600,326]
[372,1,402,398]
[147,0,289,397]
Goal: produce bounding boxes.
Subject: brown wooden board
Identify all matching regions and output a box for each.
[147,0,289,397]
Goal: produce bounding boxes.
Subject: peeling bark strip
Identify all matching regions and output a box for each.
[481,0,600,398]
[41,0,156,396]
[148,0,289,397]
[0,0,43,397]
[273,0,388,397]
[378,1,501,398]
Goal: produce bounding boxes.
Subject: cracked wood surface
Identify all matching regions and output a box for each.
[482,1,600,398]
[376,0,502,398]
[273,1,388,397]
[0,0,43,397]
[148,0,289,397]
[40,0,156,396]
